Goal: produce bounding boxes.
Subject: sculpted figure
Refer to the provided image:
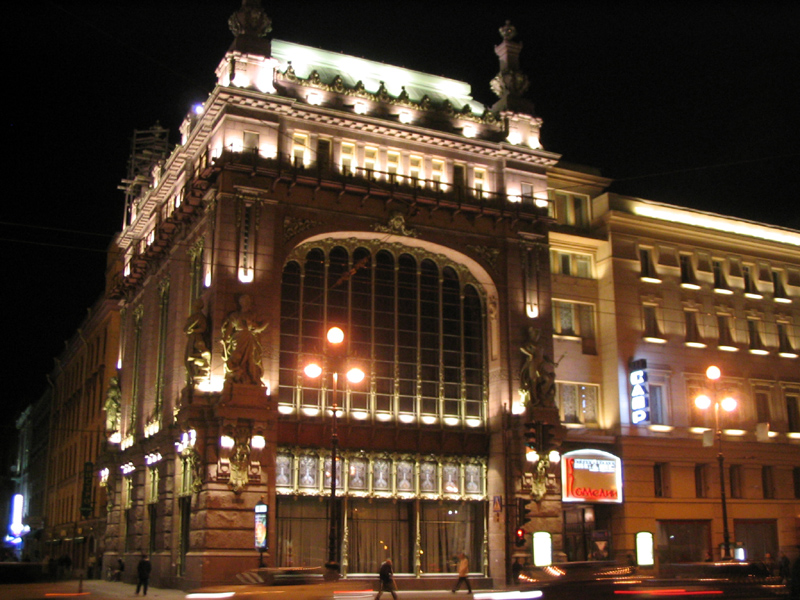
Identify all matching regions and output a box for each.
[220,294,268,385]
[520,327,556,408]
[104,376,122,432]
[184,298,211,382]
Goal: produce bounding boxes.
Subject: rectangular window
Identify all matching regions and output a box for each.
[363,146,378,177]
[743,265,762,299]
[761,466,774,499]
[794,467,800,499]
[553,301,595,353]
[340,142,356,175]
[729,464,742,499]
[386,151,401,181]
[695,464,708,498]
[713,260,732,294]
[473,168,487,197]
[452,164,466,189]
[639,248,661,283]
[643,305,666,343]
[550,190,589,227]
[408,155,423,184]
[557,382,599,425]
[773,270,790,303]
[684,310,705,348]
[755,391,771,424]
[717,314,737,351]
[316,138,332,169]
[292,133,308,166]
[243,130,259,153]
[431,159,445,189]
[551,250,593,278]
[148,467,159,504]
[650,384,665,425]
[786,395,800,432]
[747,320,767,354]
[654,463,668,498]
[778,322,798,357]
[680,254,700,289]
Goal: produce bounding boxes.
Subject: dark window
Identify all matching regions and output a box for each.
[761,466,774,499]
[729,465,742,499]
[695,464,707,498]
[654,463,668,498]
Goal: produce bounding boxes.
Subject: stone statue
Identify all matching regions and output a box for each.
[103,376,122,433]
[184,298,211,383]
[220,294,268,385]
[229,439,251,494]
[520,327,556,408]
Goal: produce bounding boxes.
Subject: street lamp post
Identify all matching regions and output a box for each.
[694,365,737,560]
[303,326,364,579]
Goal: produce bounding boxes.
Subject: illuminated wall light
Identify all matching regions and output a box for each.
[685,341,708,348]
[398,111,412,124]
[99,468,109,483]
[749,348,769,355]
[787,432,800,440]
[120,435,134,450]
[123,263,131,278]
[718,345,739,352]
[255,69,275,94]
[260,144,277,159]
[689,427,711,434]
[532,531,553,567]
[251,435,266,450]
[197,376,224,393]
[462,126,476,138]
[278,405,295,415]
[204,271,212,288]
[466,418,482,428]
[230,140,244,153]
[636,531,655,566]
[526,448,539,463]
[640,276,663,284]
[442,416,459,426]
[354,101,368,115]
[509,195,522,203]
[779,351,799,358]
[120,462,136,475]
[714,287,734,295]
[109,432,121,444]
[376,413,392,422]
[193,104,204,116]
[307,91,322,106]
[220,435,235,449]
[9,494,28,538]
[526,304,539,318]
[238,268,254,283]
[145,452,163,465]
[351,411,369,420]
[232,72,250,87]
[745,292,763,300]
[649,424,674,432]
[507,130,523,145]
[767,431,778,438]
[774,297,792,304]
[548,450,561,463]
[681,282,702,290]
[399,414,415,423]
[302,407,320,417]
[723,429,746,436]
[528,133,542,149]
[211,145,223,159]
[421,415,437,425]
[534,197,549,209]
[643,336,667,344]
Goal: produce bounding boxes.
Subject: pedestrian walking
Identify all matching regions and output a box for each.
[375,558,398,600]
[135,553,151,595]
[452,552,472,594]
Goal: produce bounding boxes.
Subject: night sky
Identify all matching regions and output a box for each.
[3,1,799,452]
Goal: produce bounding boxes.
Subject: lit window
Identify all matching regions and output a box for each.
[431,159,445,189]
[364,147,378,178]
[680,255,700,289]
[549,190,589,228]
[640,248,661,283]
[243,131,259,153]
[386,151,401,182]
[409,155,423,185]
[473,168,487,198]
[713,260,732,294]
[553,301,596,354]
[551,250,592,278]
[684,310,706,348]
[340,142,356,175]
[292,133,309,167]
[557,382,599,425]
[716,314,738,351]
[643,305,666,343]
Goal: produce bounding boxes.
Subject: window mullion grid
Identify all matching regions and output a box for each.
[438,271,445,423]
[416,263,422,421]
[393,258,400,419]
[459,287,467,423]
[295,268,306,409]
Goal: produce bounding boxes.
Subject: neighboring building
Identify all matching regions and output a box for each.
[551,193,800,564]
[97,2,582,590]
[42,295,120,576]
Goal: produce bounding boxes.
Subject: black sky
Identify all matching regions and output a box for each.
[3,1,799,440]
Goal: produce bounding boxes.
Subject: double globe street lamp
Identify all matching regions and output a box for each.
[694,365,737,560]
[303,326,365,579]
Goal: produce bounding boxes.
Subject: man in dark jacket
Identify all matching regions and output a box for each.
[135,554,152,596]
[375,558,398,600]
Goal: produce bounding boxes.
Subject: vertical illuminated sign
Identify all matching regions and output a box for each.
[629,359,650,425]
[254,501,268,550]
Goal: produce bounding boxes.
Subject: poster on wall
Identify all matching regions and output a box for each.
[561,449,623,504]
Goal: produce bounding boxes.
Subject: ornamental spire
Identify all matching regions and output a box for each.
[227,0,272,57]
[490,21,535,115]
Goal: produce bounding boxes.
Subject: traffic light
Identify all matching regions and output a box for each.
[524,422,541,454]
[541,423,555,453]
[515,527,526,547]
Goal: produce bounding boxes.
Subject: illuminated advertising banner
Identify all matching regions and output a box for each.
[254,502,268,550]
[629,359,650,425]
[561,449,623,504]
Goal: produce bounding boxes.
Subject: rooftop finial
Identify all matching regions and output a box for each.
[499,20,517,42]
[227,0,272,56]
[490,21,534,115]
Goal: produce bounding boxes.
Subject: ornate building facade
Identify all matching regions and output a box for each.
[96,2,581,589]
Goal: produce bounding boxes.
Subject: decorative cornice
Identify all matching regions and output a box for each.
[372,211,418,238]
[283,216,324,243]
[467,245,501,270]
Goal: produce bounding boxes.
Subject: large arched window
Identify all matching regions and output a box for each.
[279,239,487,427]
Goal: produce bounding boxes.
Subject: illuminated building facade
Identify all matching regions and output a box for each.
[96,2,591,590]
[551,193,800,564]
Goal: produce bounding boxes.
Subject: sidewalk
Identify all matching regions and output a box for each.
[82,579,186,599]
